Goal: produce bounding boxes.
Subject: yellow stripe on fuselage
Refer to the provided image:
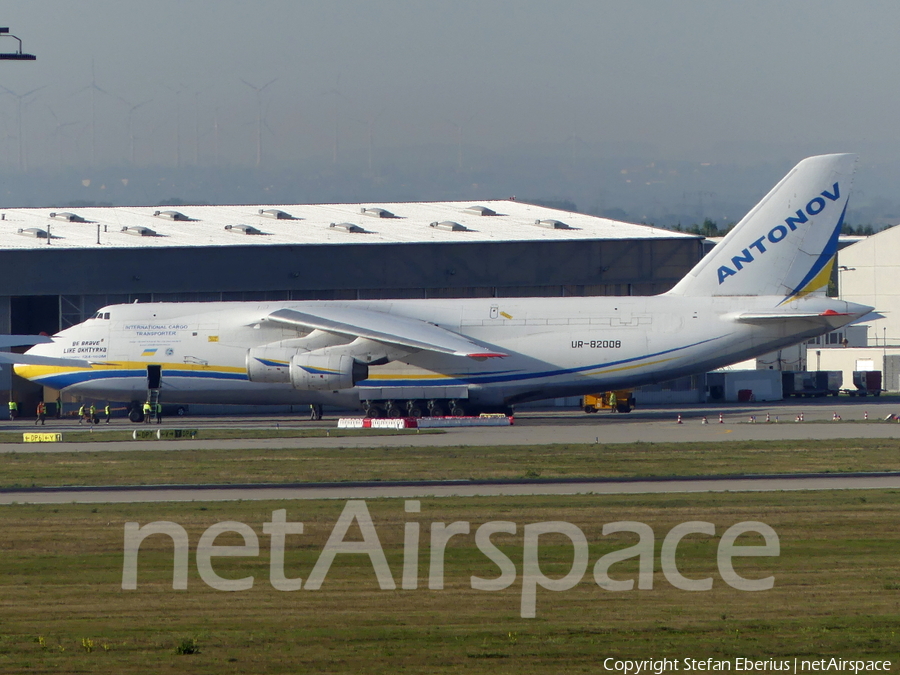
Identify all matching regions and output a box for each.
[14,360,246,381]
[583,356,678,377]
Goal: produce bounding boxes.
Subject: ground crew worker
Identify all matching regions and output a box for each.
[8,400,17,421]
[56,394,63,418]
[89,403,97,425]
[105,403,112,425]
[78,404,86,424]
[35,401,46,426]
[143,401,152,423]
[155,402,163,424]
[608,391,617,413]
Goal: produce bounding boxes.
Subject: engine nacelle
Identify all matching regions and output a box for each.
[247,333,353,384]
[246,346,295,383]
[290,351,368,391]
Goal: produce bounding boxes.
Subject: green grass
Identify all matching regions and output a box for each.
[0,491,897,673]
[1,438,899,489]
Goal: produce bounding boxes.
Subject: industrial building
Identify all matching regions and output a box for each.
[808,226,900,391]
[0,199,703,403]
[839,226,900,346]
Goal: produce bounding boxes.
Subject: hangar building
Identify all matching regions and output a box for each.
[839,227,899,346]
[0,199,703,403]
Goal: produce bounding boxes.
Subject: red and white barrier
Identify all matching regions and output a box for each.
[417,415,513,428]
[337,415,514,429]
[337,417,417,429]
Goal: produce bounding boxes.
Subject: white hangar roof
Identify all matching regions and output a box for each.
[0,200,697,250]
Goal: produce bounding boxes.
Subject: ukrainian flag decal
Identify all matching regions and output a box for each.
[141,348,158,357]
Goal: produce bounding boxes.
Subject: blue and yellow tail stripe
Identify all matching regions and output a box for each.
[779,203,846,305]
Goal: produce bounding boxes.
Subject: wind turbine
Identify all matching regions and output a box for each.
[240,78,277,167]
[0,84,46,171]
[193,90,202,165]
[74,60,113,166]
[350,107,384,174]
[0,113,16,171]
[321,73,346,167]
[163,84,185,168]
[118,97,152,166]
[46,105,81,168]
[445,113,476,171]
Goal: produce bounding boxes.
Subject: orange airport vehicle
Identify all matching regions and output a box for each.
[582,391,635,413]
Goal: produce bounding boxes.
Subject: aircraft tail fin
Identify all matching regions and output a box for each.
[667,153,857,300]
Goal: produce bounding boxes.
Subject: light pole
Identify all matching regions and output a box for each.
[0,27,36,60]
[838,265,855,300]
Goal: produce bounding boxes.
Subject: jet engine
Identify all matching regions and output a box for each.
[246,346,295,384]
[246,332,352,384]
[290,351,368,391]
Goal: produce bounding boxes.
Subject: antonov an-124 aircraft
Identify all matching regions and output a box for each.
[12,154,873,419]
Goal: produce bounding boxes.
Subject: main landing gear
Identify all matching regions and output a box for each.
[363,398,469,419]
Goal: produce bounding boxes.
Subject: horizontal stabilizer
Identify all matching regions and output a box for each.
[266,307,507,358]
[735,310,851,324]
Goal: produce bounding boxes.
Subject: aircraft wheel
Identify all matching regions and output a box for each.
[407,402,425,418]
[128,408,144,424]
[366,406,384,419]
[450,404,466,417]
[428,401,445,417]
[387,406,402,419]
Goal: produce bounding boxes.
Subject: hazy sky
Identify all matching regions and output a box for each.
[3,0,900,171]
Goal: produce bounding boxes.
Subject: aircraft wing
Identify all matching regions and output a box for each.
[265,307,507,358]
[0,335,53,348]
[0,352,91,367]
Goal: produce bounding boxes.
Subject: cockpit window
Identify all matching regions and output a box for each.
[92,312,110,320]
[104,312,110,320]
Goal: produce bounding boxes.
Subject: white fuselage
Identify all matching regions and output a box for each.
[19,294,867,408]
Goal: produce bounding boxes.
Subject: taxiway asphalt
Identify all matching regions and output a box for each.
[2,472,898,505]
[3,399,900,453]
